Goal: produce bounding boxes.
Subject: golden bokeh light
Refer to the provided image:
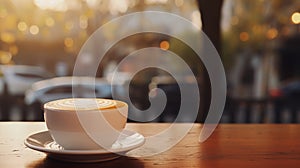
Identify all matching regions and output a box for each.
[17,22,28,32]
[1,32,16,43]
[239,32,249,42]
[29,25,40,35]
[291,12,300,24]
[45,17,55,27]
[160,40,170,50]
[266,28,278,40]
[79,15,88,29]
[64,37,74,48]
[0,51,12,64]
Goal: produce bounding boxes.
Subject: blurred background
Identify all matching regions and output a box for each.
[0,0,299,123]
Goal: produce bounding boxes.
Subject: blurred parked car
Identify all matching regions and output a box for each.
[0,65,51,96]
[25,76,112,105]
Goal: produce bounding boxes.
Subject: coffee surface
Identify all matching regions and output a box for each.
[44,98,117,111]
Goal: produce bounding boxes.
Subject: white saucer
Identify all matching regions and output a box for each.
[25,130,145,163]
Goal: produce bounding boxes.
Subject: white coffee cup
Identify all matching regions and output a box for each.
[44,98,128,150]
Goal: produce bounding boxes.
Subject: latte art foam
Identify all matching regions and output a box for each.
[44,98,117,111]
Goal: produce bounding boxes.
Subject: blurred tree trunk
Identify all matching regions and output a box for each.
[196,0,223,122]
[197,0,223,53]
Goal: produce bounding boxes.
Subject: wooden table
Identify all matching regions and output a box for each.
[1,122,300,167]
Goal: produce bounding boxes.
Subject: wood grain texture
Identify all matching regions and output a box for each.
[1,122,300,168]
